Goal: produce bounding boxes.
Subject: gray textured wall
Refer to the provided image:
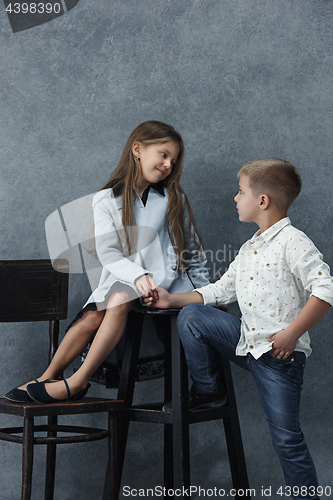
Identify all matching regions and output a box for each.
[1,1,333,499]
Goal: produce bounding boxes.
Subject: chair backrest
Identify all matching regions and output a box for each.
[0,260,68,323]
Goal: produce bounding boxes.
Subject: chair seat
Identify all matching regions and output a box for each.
[0,397,124,417]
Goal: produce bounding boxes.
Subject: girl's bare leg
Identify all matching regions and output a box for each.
[32,290,133,400]
[18,309,105,390]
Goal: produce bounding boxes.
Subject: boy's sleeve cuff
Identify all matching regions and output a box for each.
[310,286,333,308]
[193,286,217,307]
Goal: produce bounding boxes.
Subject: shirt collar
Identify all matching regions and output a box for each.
[147,182,165,197]
[250,217,291,244]
[140,182,165,206]
[111,181,165,199]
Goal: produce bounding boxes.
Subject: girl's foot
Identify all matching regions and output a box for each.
[3,381,39,402]
[4,378,62,402]
[26,379,90,404]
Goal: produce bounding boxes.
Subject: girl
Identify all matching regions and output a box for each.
[4,120,209,404]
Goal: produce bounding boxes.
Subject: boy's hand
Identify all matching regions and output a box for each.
[144,286,172,309]
[267,329,298,359]
[135,275,158,300]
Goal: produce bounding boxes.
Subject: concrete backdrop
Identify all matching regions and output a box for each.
[0,0,332,499]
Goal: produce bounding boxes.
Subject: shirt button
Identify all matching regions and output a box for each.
[249,345,254,349]
[254,251,257,255]
[251,327,255,331]
[250,276,254,280]
[266,263,270,267]
[249,303,252,306]
[318,271,322,276]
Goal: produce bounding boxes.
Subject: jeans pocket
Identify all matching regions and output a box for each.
[263,352,305,386]
[264,352,294,363]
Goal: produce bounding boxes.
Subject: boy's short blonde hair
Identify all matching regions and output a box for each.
[238,158,302,212]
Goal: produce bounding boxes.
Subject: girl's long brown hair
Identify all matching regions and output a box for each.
[100,120,204,269]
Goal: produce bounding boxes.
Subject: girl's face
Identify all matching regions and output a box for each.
[133,141,180,192]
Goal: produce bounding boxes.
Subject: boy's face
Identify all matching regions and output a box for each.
[234,175,261,223]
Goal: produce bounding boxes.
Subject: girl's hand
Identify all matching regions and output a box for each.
[267,329,298,359]
[135,274,158,299]
[144,286,171,309]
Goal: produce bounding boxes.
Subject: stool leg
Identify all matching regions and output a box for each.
[108,411,119,500]
[117,311,145,473]
[45,415,57,500]
[170,315,191,492]
[163,318,173,491]
[220,358,250,496]
[22,416,34,500]
[102,311,145,500]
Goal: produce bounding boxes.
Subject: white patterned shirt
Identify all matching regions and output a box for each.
[196,217,333,359]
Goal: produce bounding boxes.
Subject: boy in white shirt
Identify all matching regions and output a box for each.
[145,158,333,500]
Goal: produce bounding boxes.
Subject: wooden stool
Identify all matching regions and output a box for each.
[113,307,250,499]
[0,260,123,500]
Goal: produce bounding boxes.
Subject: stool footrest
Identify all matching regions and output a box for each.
[0,424,109,444]
[121,402,232,424]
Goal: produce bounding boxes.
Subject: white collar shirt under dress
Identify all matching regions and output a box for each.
[196,217,333,359]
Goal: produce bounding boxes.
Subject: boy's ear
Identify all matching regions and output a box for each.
[132,141,142,157]
[259,194,270,210]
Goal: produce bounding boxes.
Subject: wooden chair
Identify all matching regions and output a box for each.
[103,306,250,500]
[0,260,124,500]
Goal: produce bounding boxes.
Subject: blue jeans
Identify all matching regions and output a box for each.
[177,304,319,500]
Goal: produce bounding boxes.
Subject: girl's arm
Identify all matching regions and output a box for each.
[182,206,210,288]
[93,191,153,285]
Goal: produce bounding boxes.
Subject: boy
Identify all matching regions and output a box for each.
[145,158,333,500]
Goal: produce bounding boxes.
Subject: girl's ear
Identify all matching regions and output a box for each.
[132,141,142,158]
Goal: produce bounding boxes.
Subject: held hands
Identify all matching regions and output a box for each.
[267,329,298,359]
[144,286,172,309]
[135,275,159,301]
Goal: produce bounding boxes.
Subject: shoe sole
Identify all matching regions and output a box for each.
[189,395,228,411]
[162,395,228,412]
[3,394,33,403]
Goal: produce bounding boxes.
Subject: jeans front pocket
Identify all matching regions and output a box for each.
[262,351,306,387]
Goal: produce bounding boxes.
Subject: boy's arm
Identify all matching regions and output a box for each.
[145,253,239,309]
[144,287,204,309]
[268,295,331,358]
[269,230,333,359]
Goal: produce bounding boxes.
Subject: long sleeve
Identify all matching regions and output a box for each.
[287,231,333,307]
[93,191,150,285]
[182,210,210,288]
[194,255,238,306]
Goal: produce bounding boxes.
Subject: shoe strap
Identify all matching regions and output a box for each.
[63,379,71,398]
